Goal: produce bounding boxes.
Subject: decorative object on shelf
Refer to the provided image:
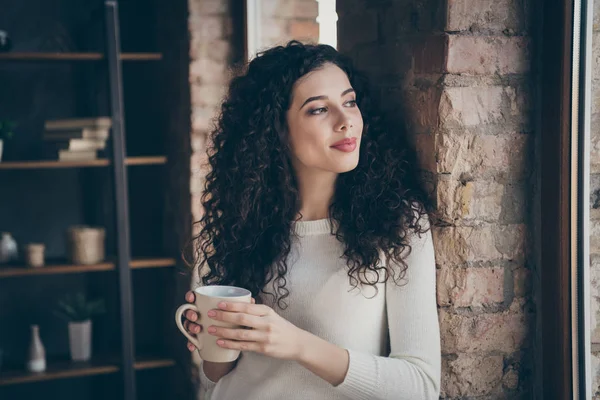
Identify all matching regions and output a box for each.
[0,30,11,52]
[27,325,46,373]
[0,119,16,162]
[24,243,45,268]
[43,117,111,161]
[67,225,105,265]
[0,232,17,264]
[54,293,106,362]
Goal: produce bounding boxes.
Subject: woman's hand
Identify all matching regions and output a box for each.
[182,291,257,352]
[183,291,202,352]
[206,301,306,361]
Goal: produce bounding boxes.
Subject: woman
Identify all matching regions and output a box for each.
[181,40,441,400]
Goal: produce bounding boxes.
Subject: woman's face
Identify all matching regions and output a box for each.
[286,63,364,176]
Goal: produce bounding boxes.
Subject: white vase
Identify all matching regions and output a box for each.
[0,232,17,264]
[27,325,46,373]
[68,320,92,362]
[0,139,3,162]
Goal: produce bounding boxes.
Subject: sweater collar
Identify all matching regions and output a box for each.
[292,218,333,235]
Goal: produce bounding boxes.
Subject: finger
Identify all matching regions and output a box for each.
[251,298,256,304]
[184,320,202,334]
[208,310,266,329]
[186,291,195,303]
[185,310,199,322]
[187,341,196,352]
[217,302,271,316]
[216,339,264,353]
[207,326,267,342]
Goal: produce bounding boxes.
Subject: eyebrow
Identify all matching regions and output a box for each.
[299,88,355,110]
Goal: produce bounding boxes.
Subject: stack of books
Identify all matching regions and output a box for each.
[43,117,112,161]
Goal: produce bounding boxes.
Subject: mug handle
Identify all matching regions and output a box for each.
[175,304,203,350]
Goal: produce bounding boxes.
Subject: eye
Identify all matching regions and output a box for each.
[310,107,328,115]
[345,99,357,107]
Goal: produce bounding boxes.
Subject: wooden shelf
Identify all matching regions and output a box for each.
[0,359,119,386]
[134,357,176,370]
[130,258,177,270]
[0,156,167,170]
[0,355,175,386]
[0,52,162,62]
[0,258,176,278]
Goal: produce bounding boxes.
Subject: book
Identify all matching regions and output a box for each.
[46,138,107,151]
[58,150,98,161]
[44,117,112,131]
[43,127,110,141]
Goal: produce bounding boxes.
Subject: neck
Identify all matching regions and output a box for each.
[294,170,337,221]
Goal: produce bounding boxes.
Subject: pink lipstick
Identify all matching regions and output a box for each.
[330,137,357,152]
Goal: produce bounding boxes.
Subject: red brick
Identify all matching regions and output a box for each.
[403,86,442,133]
[446,0,528,33]
[414,34,449,74]
[191,84,226,108]
[189,58,227,85]
[513,267,531,298]
[189,0,228,16]
[436,132,529,179]
[437,267,505,307]
[433,224,526,266]
[447,36,530,75]
[289,20,319,40]
[442,354,503,397]
[189,16,225,41]
[413,133,436,173]
[439,309,529,353]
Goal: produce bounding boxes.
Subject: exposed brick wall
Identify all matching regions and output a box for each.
[590,1,600,397]
[338,1,534,398]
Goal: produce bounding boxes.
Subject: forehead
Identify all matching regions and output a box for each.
[291,63,352,101]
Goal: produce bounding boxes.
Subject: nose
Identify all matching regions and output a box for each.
[334,110,353,132]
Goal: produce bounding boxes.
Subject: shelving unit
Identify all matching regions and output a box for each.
[0,1,193,399]
[0,258,176,278]
[0,354,176,386]
[0,156,167,170]
[0,53,162,62]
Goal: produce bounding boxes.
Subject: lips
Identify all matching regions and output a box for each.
[330,137,357,153]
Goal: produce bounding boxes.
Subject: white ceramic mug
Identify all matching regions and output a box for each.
[175,285,251,362]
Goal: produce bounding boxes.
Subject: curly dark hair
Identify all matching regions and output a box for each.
[188,40,432,309]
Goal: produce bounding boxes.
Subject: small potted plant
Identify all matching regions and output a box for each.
[53,292,106,362]
[0,119,16,162]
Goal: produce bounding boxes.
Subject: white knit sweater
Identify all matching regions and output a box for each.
[195,217,441,400]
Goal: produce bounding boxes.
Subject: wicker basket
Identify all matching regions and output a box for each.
[67,226,105,265]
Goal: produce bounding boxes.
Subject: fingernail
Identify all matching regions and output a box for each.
[193,326,200,333]
[207,310,216,317]
[218,302,227,309]
[217,340,224,345]
[208,326,216,333]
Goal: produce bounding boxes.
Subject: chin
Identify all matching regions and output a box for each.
[332,158,360,173]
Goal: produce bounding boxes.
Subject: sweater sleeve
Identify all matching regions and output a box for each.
[198,360,218,400]
[333,224,441,400]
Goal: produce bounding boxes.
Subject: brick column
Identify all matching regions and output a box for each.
[338,1,534,398]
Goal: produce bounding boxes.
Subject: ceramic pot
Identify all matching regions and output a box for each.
[68,319,92,362]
